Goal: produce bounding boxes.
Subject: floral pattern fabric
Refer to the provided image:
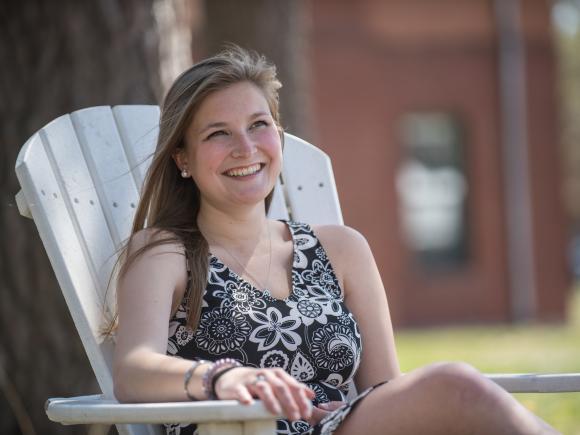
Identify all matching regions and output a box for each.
[165,221,379,435]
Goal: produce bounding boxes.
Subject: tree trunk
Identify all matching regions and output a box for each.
[200,0,312,139]
[0,1,160,434]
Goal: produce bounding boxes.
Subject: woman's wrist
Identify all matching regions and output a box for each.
[184,359,209,400]
[211,366,243,399]
[202,358,243,400]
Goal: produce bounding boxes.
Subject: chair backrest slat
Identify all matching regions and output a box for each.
[282,134,343,225]
[112,105,159,189]
[17,124,116,396]
[70,107,141,250]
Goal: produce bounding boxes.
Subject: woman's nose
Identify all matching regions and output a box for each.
[231,132,256,158]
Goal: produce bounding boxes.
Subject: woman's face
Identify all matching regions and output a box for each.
[177,81,282,211]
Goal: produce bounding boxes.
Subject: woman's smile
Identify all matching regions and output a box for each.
[224,163,265,178]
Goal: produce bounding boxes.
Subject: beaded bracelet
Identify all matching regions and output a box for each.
[202,358,242,400]
[184,359,208,400]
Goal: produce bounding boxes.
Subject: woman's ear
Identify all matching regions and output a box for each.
[172,148,187,172]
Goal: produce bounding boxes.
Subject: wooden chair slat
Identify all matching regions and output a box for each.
[15,127,116,397]
[112,105,159,189]
[282,134,343,225]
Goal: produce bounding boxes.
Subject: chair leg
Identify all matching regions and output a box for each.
[243,420,277,435]
[197,419,276,435]
[198,422,243,435]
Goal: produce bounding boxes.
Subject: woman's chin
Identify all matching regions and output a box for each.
[225,191,271,208]
[224,182,277,207]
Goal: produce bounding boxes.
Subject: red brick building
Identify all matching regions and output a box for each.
[308,0,570,326]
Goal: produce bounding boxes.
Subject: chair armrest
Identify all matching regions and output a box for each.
[46,394,279,425]
[485,373,580,393]
[45,375,580,425]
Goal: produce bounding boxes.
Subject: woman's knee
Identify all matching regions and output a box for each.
[417,362,494,405]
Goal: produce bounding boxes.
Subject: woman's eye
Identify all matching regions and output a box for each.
[205,130,227,140]
[250,120,268,129]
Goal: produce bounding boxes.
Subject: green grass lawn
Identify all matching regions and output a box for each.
[395,289,580,434]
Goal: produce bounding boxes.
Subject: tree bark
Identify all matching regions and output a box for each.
[0,1,160,434]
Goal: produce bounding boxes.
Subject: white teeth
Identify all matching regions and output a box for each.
[226,163,262,177]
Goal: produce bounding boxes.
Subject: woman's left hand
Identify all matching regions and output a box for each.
[306,401,346,426]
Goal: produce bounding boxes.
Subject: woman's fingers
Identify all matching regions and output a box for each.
[271,369,313,419]
[234,383,255,405]
[247,369,312,421]
[214,366,314,421]
[247,376,283,415]
[306,406,329,426]
[307,401,347,426]
[319,401,346,411]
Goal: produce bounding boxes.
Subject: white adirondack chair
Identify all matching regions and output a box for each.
[15,105,580,435]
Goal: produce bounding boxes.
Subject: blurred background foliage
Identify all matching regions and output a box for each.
[1,0,579,434]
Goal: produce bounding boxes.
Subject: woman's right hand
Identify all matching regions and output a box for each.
[214,366,315,421]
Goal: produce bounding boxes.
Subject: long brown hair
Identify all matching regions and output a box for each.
[117,46,282,331]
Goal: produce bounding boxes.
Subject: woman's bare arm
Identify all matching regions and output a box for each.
[112,230,195,402]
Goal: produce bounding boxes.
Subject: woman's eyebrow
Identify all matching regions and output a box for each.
[250,111,269,118]
[198,121,227,136]
[198,112,271,135]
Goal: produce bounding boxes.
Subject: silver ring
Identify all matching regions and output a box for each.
[250,374,267,386]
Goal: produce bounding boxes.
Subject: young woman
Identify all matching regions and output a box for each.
[112,46,558,435]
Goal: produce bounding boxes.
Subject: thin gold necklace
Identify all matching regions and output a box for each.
[206,222,272,292]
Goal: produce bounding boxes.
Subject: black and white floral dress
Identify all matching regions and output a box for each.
[165,221,384,435]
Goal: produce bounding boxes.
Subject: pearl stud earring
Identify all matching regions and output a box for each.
[181,169,189,178]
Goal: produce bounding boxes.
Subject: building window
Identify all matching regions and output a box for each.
[396,112,469,269]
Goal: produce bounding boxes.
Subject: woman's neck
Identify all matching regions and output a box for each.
[196,201,269,253]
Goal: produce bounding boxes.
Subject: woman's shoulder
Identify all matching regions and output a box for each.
[123,228,188,283]
[311,224,370,253]
[127,227,186,257]
[310,224,372,287]
[121,228,189,303]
